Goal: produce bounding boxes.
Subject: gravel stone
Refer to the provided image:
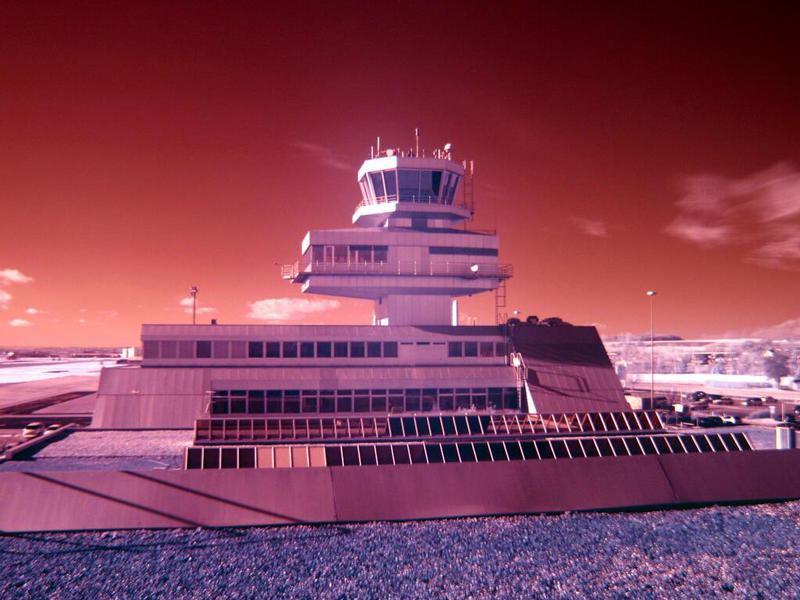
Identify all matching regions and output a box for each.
[2,501,800,599]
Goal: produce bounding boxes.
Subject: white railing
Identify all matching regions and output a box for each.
[298,260,513,279]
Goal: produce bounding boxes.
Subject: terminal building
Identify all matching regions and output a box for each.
[94,143,627,429]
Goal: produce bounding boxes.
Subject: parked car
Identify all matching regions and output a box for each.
[712,397,733,405]
[721,415,742,426]
[22,422,45,439]
[743,397,763,406]
[43,424,61,435]
[696,416,724,428]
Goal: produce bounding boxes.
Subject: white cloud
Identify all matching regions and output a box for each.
[179,296,217,315]
[665,161,800,268]
[0,269,33,285]
[0,290,10,309]
[663,217,732,245]
[292,141,353,172]
[247,297,341,321]
[571,217,608,238]
[25,307,46,315]
[9,318,32,327]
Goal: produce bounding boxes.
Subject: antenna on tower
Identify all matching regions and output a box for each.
[377,136,381,154]
[415,128,419,157]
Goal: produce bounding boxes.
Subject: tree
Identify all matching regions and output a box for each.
[763,349,790,388]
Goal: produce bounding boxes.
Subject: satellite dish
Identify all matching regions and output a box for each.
[444,143,452,152]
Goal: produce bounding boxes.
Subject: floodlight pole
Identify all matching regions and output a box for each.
[190,286,199,325]
[647,290,658,403]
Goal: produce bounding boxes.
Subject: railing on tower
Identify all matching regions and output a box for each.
[292,260,513,279]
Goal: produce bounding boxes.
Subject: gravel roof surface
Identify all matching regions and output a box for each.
[35,430,193,458]
[2,501,799,600]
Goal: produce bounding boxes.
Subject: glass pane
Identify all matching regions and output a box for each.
[370,172,385,198]
[265,342,280,357]
[464,342,478,357]
[397,169,419,202]
[367,341,381,357]
[350,342,365,358]
[143,340,159,359]
[448,342,462,357]
[196,341,211,358]
[383,170,396,198]
[334,341,348,357]
[282,341,297,358]
[300,342,314,358]
[317,342,331,357]
[383,341,398,357]
[160,341,176,358]
[231,341,246,358]
[248,341,263,358]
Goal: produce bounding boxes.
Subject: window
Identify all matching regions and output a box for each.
[373,246,388,263]
[248,341,264,358]
[266,342,280,358]
[213,341,229,359]
[429,246,498,256]
[334,341,348,357]
[495,342,506,357]
[398,169,420,202]
[300,342,315,358]
[178,340,193,358]
[143,340,159,359]
[479,342,493,357]
[196,341,211,358]
[231,390,246,413]
[370,172,385,199]
[464,342,478,357]
[248,390,265,414]
[367,341,382,358]
[317,342,331,357]
[282,341,298,358]
[448,342,463,357]
[383,170,397,199]
[231,341,246,358]
[350,342,365,358]
[383,341,398,357]
[160,341,177,358]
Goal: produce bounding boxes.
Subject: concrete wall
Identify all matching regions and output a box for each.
[2,450,799,532]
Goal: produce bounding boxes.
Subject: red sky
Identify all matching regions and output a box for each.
[2,1,799,346]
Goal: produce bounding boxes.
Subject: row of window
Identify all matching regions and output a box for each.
[308,244,389,265]
[304,245,498,267]
[448,341,505,358]
[143,339,507,360]
[195,411,664,443]
[359,169,461,205]
[186,432,753,469]
[210,387,520,415]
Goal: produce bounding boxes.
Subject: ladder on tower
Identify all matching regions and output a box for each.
[495,277,507,325]
[462,160,475,218]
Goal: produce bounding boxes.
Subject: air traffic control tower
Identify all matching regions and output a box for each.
[285,142,512,325]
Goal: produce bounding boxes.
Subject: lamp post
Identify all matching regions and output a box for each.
[646,290,657,403]
[190,286,199,325]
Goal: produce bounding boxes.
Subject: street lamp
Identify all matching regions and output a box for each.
[190,286,199,325]
[646,290,657,403]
